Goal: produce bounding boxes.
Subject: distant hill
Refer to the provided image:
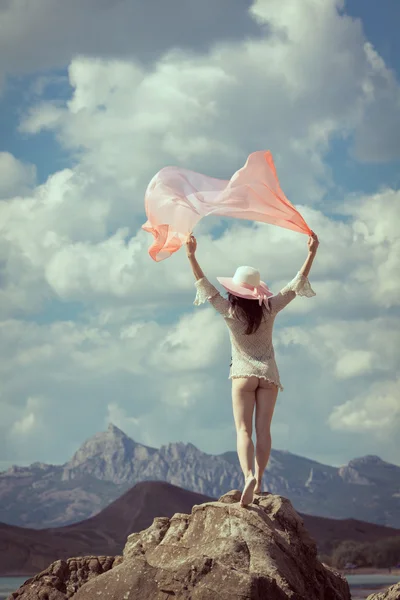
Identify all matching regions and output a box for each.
[0,481,213,576]
[1,480,400,576]
[1,424,399,529]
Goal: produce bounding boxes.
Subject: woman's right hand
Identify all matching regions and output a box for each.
[186,232,197,257]
[308,231,319,254]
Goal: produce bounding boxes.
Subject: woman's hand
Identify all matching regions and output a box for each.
[186,233,204,279]
[300,232,319,278]
[186,232,197,257]
[308,231,319,255]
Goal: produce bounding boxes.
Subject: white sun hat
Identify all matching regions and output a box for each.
[217,266,273,306]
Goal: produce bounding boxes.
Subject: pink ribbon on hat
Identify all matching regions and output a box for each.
[241,283,268,306]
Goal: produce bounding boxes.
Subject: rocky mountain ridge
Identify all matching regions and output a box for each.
[1,423,399,529]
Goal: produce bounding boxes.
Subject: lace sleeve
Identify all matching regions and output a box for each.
[194,277,233,317]
[269,272,316,314]
[280,272,316,297]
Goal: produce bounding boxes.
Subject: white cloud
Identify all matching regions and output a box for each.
[1,170,400,466]
[149,308,228,372]
[11,411,35,436]
[0,0,261,95]
[10,396,46,436]
[45,228,139,301]
[161,379,204,409]
[352,43,400,162]
[277,316,399,378]
[328,378,400,436]
[18,102,63,135]
[2,184,397,320]
[5,0,398,321]
[335,188,400,309]
[0,314,232,462]
[17,0,400,203]
[0,153,36,198]
[335,350,376,379]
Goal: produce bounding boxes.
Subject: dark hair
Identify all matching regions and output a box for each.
[227,293,270,335]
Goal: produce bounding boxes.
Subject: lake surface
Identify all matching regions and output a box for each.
[0,577,31,599]
[346,573,400,599]
[1,574,399,599]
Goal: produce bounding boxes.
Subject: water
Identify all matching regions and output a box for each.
[0,577,31,599]
[0,574,399,599]
[347,574,400,586]
[346,573,400,599]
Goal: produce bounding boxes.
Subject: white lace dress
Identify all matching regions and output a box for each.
[194,272,315,391]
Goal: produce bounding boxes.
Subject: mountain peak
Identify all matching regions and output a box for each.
[107,423,129,438]
[347,455,385,468]
[160,441,204,459]
[61,423,159,485]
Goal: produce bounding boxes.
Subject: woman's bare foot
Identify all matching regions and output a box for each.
[240,474,257,507]
[254,483,262,494]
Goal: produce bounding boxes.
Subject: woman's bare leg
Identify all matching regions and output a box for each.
[254,380,278,493]
[231,376,258,506]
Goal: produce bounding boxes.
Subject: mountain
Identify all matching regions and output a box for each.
[62,424,159,483]
[2,480,400,577]
[1,424,399,529]
[0,481,214,576]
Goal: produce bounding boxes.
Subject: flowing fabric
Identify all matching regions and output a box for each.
[142,150,312,261]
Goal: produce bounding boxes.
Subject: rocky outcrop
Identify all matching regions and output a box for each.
[8,490,351,600]
[367,582,400,600]
[337,466,372,485]
[7,555,122,600]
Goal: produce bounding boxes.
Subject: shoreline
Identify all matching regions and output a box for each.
[0,574,33,579]
[339,567,400,576]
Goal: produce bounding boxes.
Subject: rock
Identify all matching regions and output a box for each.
[366,582,400,600]
[7,555,122,600]
[305,467,335,489]
[10,491,350,600]
[337,466,372,485]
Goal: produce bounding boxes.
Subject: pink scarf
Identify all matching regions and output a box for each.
[142,150,312,261]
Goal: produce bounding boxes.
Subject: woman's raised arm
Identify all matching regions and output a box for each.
[299,232,319,277]
[268,232,318,314]
[187,233,233,317]
[186,233,205,281]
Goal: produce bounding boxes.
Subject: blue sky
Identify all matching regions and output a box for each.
[0,0,399,471]
[346,0,400,68]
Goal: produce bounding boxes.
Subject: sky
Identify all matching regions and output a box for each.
[0,0,399,471]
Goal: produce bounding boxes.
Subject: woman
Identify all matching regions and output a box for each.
[186,232,319,507]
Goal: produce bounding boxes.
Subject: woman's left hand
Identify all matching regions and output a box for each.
[308,231,319,254]
[186,232,197,257]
